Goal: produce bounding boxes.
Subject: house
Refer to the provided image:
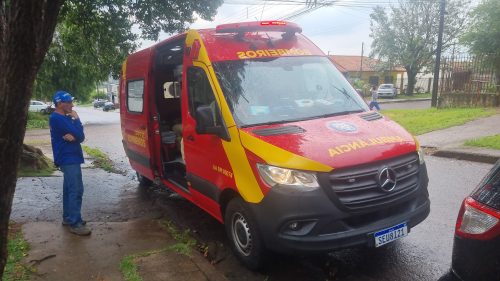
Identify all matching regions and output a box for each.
[328,55,405,87]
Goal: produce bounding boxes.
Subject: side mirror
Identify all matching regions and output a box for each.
[195,105,230,141]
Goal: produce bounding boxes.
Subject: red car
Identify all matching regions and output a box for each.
[451,160,500,280]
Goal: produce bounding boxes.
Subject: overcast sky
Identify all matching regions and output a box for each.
[140,0,397,56]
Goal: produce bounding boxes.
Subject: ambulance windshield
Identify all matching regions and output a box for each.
[213,56,368,127]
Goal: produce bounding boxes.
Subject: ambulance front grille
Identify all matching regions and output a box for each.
[326,153,420,211]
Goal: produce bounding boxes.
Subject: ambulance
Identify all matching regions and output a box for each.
[120,21,430,269]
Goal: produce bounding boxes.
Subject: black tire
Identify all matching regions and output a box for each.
[224,197,267,270]
[136,172,153,186]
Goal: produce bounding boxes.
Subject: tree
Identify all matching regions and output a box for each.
[461,0,500,87]
[369,0,471,96]
[0,0,222,278]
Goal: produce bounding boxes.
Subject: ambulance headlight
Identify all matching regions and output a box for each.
[413,136,425,165]
[417,147,425,164]
[256,164,319,189]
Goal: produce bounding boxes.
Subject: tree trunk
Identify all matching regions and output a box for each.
[0,1,63,278]
[406,68,418,96]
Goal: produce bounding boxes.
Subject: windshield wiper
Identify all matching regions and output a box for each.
[307,110,365,120]
[240,110,365,128]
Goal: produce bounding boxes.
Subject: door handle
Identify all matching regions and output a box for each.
[186,135,195,141]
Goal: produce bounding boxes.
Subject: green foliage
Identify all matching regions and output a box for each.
[465,135,500,150]
[162,220,196,257]
[461,0,500,76]
[32,0,223,102]
[90,89,108,101]
[4,227,31,281]
[26,112,49,129]
[82,145,123,174]
[382,108,495,135]
[120,255,143,281]
[369,0,471,95]
[18,164,56,178]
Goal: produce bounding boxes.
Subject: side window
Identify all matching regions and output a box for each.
[127,80,144,113]
[187,67,216,117]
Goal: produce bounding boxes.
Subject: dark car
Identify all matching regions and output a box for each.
[93,99,107,108]
[451,160,500,281]
[102,101,115,111]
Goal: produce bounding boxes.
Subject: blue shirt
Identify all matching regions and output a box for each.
[49,112,85,167]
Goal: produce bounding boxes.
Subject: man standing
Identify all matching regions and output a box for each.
[49,91,91,236]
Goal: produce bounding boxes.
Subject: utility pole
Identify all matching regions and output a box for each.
[360,42,364,80]
[431,0,445,107]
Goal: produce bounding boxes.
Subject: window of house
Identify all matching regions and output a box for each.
[127,80,144,113]
[369,76,379,86]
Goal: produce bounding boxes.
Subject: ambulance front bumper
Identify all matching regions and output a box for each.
[248,163,430,254]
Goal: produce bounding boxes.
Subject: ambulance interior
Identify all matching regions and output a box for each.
[152,37,187,188]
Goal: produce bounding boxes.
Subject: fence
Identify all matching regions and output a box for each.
[440,54,499,95]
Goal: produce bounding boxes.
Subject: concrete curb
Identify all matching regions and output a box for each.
[378,98,431,104]
[424,147,500,164]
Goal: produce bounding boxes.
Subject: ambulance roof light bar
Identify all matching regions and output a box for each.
[216,21,302,39]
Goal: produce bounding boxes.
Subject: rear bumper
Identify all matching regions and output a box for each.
[451,236,500,281]
[249,163,430,254]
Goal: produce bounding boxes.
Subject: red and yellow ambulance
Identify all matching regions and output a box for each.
[120,21,430,269]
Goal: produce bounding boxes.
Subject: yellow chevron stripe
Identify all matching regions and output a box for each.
[221,127,264,203]
[240,131,333,172]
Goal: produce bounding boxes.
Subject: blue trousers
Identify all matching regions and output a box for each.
[60,164,84,227]
[369,101,380,110]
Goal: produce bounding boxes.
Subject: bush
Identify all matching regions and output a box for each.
[27,112,49,129]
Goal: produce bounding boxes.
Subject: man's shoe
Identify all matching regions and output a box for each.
[69,225,91,236]
[62,220,86,226]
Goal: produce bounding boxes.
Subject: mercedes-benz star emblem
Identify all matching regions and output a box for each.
[378,167,397,192]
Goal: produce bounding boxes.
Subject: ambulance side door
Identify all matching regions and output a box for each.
[182,65,229,215]
[120,51,155,181]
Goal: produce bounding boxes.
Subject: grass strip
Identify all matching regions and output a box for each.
[18,165,56,177]
[464,134,500,150]
[162,220,196,256]
[120,255,143,281]
[4,223,31,281]
[382,108,496,135]
[82,145,122,174]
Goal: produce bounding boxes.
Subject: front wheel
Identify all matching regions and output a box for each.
[225,197,267,270]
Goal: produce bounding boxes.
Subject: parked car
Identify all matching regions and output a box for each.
[103,101,115,111]
[29,100,50,113]
[93,99,107,108]
[451,160,500,281]
[377,84,397,98]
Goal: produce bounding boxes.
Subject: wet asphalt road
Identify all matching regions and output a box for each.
[14,105,493,280]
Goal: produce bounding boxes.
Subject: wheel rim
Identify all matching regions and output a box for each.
[231,212,252,256]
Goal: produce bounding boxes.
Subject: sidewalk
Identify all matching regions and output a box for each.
[24,220,228,281]
[417,113,500,164]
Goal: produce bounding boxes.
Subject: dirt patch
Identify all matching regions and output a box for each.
[23,220,171,281]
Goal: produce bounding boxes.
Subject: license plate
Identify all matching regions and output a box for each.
[374,222,408,247]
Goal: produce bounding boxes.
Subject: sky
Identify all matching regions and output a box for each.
[140,0,398,56]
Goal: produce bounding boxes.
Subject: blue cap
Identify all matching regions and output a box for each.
[53,91,74,105]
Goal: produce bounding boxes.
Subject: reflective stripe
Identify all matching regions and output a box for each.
[222,127,264,203]
[240,131,332,172]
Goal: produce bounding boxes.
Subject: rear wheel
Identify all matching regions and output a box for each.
[225,197,267,270]
[136,172,153,186]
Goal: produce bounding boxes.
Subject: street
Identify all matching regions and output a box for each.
[15,105,493,280]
